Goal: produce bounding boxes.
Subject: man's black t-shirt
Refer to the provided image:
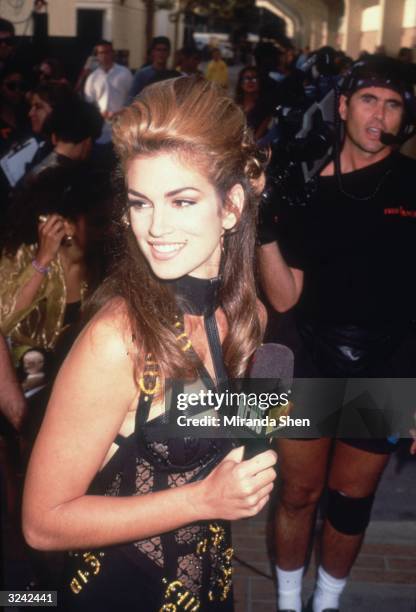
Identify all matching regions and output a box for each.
[277,153,416,325]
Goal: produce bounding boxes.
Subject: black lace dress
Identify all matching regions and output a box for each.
[61,276,236,612]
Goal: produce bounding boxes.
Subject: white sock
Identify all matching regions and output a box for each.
[313,565,347,612]
[275,565,303,612]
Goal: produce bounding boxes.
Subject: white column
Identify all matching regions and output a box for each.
[378,0,406,55]
[344,0,364,57]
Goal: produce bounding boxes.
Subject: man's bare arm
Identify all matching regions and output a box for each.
[258,242,303,313]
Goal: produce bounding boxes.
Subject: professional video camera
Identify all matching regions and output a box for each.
[260,47,340,212]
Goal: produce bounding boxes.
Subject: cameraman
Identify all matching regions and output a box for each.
[258,55,416,612]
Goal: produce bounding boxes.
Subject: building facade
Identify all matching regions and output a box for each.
[1,0,414,65]
[0,0,182,69]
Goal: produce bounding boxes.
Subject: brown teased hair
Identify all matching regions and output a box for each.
[90,76,267,381]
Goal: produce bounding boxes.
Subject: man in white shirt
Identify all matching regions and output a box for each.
[84,39,133,144]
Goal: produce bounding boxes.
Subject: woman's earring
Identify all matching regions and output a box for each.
[122,214,130,227]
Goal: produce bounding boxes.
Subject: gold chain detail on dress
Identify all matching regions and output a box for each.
[138,315,192,395]
[174,315,192,352]
[138,353,160,395]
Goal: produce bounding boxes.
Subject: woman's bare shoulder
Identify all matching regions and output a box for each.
[48,297,138,420]
[75,297,136,365]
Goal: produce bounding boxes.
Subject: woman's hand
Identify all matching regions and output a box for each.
[36,214,67,267]
[197,445,277,520]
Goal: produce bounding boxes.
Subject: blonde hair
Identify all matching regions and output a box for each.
[94,76,266,380]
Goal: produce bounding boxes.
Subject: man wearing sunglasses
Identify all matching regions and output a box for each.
[0,19,16,72]
[0,65,30,155]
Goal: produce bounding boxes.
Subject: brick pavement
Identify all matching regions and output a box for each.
[231,442,416,612]
[232,513,416,612]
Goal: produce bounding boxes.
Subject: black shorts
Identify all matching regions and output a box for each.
[339,437,399,454]
[289,322,416,455]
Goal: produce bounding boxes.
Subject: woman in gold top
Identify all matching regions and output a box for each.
[0,165,109,366]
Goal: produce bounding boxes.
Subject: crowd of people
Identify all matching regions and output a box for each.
[0,12,416,612]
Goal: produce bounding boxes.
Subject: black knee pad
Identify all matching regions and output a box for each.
[326,489,375,535]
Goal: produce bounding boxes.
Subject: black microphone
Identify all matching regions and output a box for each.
[243,343,294,459]
[248,342,294,388]
[190,343,295,479]
[380,131,401,146]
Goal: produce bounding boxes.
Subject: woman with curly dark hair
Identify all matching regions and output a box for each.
[23,77,276,611]
[0,165,111,366]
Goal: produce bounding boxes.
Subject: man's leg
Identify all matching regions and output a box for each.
[323,441,390,576]
[310,441,390,612]
[274,438,332,611]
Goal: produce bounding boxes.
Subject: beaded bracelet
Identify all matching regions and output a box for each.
[32,259,50,275]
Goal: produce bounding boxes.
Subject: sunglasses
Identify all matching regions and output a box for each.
[4,80,26,92]
[242,76,258,83]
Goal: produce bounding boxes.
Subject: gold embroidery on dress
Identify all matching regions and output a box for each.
[160,522,233,610]
[160,578,200,611]
[206,523,234,603]
[69,551,105,594]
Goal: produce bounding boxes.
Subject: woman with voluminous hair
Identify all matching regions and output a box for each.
[235,65,272,141]
[23,76,277,611]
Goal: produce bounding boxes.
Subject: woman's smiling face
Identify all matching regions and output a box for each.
[126,152,240,280]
